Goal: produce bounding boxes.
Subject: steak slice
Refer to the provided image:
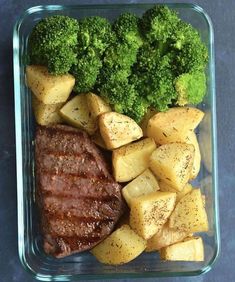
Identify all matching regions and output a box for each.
[35,124,123,258]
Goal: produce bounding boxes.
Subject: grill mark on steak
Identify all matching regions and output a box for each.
[35,124,123,258]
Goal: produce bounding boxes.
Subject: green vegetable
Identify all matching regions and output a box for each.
[71,49,102,93]
[77,16,114,56]
[28,15,79,75]
[28,5,209,122]
[175,72,207,106]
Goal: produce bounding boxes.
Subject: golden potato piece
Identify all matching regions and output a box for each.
[112,138,156,182]
[130,191,176,240]
[59,94,97,135]
[147,107,204,145]
[159,181,193,203]
[86,92,111,118]
[26,65,75,104]
[160,237,204,261]
[91,225,146,265]
[99,112,143,149]
[169,189,208,233]
[186,132,201,180]
[122,169,160,207]
[146,223,191,251]
[32,95,63,125]
[139,108,158,136]
[150,143,195,191]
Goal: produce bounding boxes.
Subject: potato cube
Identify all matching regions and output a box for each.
[26,65,75,104]
[59,94,97,135]
[147,107,204,145]
[130,191,176,240]
[86,92,111,118]
[146,223,191,251]
[112,138,156,182]
[186,132,201,179]
[159,181,193,203]
[122,169,160,206]
[160,237,204,261]
[99,112,143,149]
[169,189,208,233]
[150,143,195,191]
[91,225,146,265]
[32,95,63,125]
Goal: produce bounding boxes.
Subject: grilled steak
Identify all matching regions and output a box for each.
[35,124,123,258]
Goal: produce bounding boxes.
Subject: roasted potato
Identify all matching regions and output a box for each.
[26,65,75,104]
[147,107,204,145]
[139,108,158,136]
[122,169,160,207]
[130,191,176,240]
[150,143,195,191]
[186,132,201,179]
[160,237,204,261]
[32,95,63,125]
[159,181,193,203]
[99,112,143,149]
[91,225,146,265]
[86,92,111,118]
[146,223,191,251]
[112,138,156,182]
[169,189,208,233]
[59,94,97,135]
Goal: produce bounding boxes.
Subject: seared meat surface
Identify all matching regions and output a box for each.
[35,124,123,258]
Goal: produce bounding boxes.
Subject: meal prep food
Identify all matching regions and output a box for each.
[26,4,209,265]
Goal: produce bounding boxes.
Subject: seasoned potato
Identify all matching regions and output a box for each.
[147,107,204,145]
[186,132,201,179]
[159,181,193,203]
[91,130,107,149]
[86,92,111,118]
[99,112,143,149]
[150,143,195,191]
[113,138,156,182]
[59,94,97,135]
[32,95,63,125]
[160,237,204,261]
[169,189,208,233]
[91,225,146,265]
[26,65,75,104]
[130,191,176,240]
[140,108,158,136]
[122,169,160,207]
[146,223,191,251]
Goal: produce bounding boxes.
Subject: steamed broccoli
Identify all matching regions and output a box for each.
[141,5,180,43]
[71,49,102,93]
[175,72,206,106]
[28,15,79,75]
[112,13,143,47]
[77,16,114,56]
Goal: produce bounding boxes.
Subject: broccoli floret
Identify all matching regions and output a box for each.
[28,15,79,75]
[99,75,138,113]
[131,45,177,111]
[112,13,143,47]
[103,42,138,70]
[141,5,180,43]
[77,16,114,56]
[175,41,208,74]
[71,50,102,93]
[175,72,206,106]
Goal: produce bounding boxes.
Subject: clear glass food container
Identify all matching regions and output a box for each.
[13,3,220,281]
